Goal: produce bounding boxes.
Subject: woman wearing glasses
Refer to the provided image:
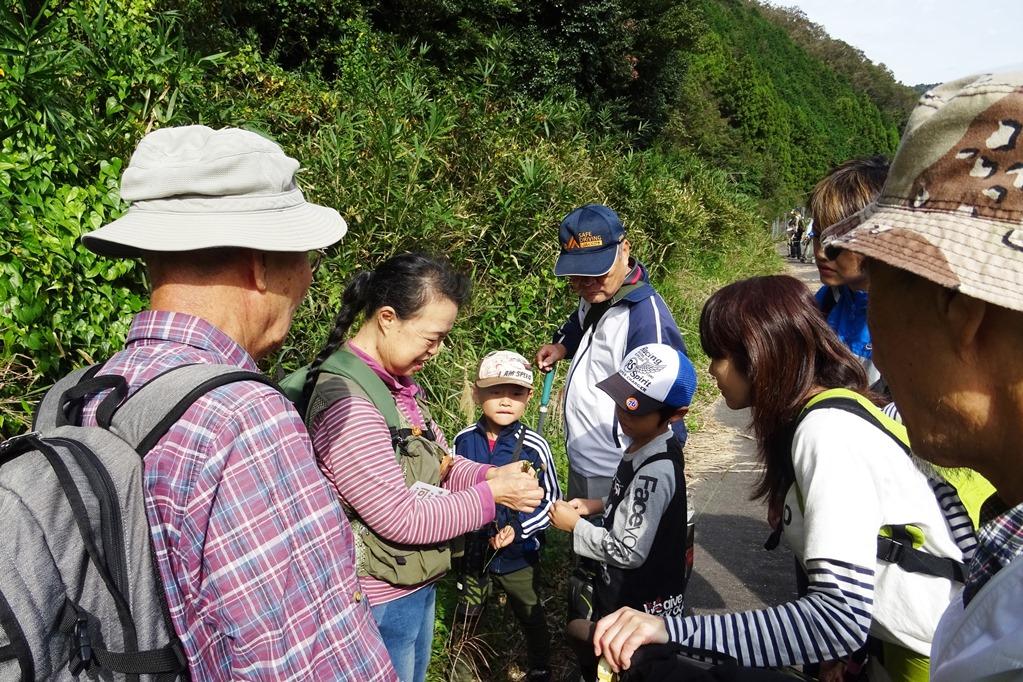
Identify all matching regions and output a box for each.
[284,252,543,682]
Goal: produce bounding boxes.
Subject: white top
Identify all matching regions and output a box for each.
[664,406,967,668]
[783,408,965,655]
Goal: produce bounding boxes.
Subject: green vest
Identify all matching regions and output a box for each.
[794,388,992,583]
[281,346,452,586]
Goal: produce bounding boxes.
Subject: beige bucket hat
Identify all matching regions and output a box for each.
[833,70,1023,312]
[82,125,347,257]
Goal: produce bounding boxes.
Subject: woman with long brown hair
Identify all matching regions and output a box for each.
[590,275,973,681]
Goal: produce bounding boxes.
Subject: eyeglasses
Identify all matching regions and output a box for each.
[307,249,327,275]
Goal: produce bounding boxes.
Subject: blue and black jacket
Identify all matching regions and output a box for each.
[453,419,561,575]
[553,261,690,479]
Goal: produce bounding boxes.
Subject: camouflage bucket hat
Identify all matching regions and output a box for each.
[834,69,1023,312]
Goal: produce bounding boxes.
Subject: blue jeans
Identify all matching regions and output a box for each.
[371,584,436,682]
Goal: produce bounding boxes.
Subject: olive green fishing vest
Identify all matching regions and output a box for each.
[281,346,451,586]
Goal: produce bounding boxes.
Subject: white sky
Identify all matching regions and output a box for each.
[770,1,1023,86]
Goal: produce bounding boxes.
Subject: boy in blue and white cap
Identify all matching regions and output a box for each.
[550,341,696,624]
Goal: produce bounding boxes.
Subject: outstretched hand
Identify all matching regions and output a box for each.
[490,525,515,549]
[592,607,669,672]
[548,499,582,531]
[568,497,604,517]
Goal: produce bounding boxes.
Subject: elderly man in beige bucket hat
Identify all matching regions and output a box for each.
[831,69,1023,681]
[77,126,397,680]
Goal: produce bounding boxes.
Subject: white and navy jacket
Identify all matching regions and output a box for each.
[453,419,560,574]
[554,261,689,479]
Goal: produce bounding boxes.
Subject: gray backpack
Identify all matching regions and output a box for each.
[0,363,277,681]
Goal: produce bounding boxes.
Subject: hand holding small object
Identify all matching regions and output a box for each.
[548,499,581,531]
[438,454,453,481]
[535,343,567,372]
[487,469,543,512]
[489,525,515,549]
[568,497,603,516]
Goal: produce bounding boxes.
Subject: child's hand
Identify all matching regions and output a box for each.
[549,500,581,531]
[489,525,515,549]
[568,497,603,517]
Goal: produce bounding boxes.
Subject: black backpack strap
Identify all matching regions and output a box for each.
[581,300,612,334]
[101,364,281,456]
[0,587,33,680]
[877,527,965,583]
[58,602,186,678]
[32,364,105,430]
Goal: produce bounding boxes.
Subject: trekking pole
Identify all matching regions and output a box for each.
[536,369,556,435]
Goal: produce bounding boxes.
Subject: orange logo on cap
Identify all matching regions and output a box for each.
[577,231,605,248]
[565,236,580,249]
[625,396,640,411]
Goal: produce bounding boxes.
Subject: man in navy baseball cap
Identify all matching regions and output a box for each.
[536,203,689,503]
[554,203,627,278]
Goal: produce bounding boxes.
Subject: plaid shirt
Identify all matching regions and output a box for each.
[963,497,1023,606]
[80,311,396,681]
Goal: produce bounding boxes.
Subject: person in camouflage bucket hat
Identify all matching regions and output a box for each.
[834,70,1023,681]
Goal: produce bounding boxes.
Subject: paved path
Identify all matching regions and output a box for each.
[683,251,819,614]
[684,400,796,612]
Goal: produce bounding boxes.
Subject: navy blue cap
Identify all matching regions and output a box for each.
[554,204,626,277]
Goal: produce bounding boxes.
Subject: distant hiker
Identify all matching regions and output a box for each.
[449,350,560,682]
[72,126,397,679]
[809,156,889,390]
[535,203,689,502]
[592,276,969,681]
[549,342,695,682]
[282,253,543,682]
[787,209,804,259]
[832,69,1023,682]
[798,218,814,262]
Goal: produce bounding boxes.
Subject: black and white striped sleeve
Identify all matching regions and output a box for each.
[518,430,561,539]
[664,557,875,667]
[929,477,977,561]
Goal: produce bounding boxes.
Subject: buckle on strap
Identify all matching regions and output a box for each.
[68,616,93,676]
[877,536,905,565]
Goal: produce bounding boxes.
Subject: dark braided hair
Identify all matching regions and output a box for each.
[298,252,471,411]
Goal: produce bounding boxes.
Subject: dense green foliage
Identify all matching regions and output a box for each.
[2,0,907,676]
[0,0,804,436]
[757,3,918,123]
[661,0,903,211]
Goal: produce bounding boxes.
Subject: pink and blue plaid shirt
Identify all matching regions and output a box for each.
[964,496,1023,606]
[80,311,397,681]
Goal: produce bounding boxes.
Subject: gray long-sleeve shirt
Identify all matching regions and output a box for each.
[572,430,677,569]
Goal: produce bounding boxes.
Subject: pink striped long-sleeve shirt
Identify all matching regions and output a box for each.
[310,344,495,605]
